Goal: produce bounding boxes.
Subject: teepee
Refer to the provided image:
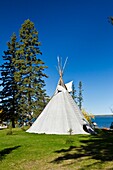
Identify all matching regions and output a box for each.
[27,57,94,135]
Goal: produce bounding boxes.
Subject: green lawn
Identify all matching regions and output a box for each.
[0,128,113,170]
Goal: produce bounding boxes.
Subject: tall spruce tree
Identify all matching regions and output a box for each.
[14,19,48,117]
[71,83,77,103]
[0,33,19,127]
[78,81,83,110]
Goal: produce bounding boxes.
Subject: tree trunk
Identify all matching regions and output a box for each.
[11,118,15,128]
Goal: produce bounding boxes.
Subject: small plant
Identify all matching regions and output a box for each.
[68,128,73,135]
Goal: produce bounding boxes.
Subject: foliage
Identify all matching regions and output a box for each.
[0,19,48,126]
[71,83,77,103]
[0,33,19,127]
[78,81,83,110]
[109,16,113,25]
[14,19,48,117]
[71,81,84,109]
[82,108,94,124]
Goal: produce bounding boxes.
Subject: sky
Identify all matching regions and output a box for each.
[0,0,113,115]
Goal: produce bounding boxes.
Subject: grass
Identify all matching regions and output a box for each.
[0,128,113,170]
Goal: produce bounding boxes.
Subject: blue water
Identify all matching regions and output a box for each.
[94,115,113,128]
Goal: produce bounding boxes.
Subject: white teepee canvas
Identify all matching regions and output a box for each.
[27,58,94,135]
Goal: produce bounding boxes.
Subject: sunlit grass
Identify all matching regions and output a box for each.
[0,128,113,170]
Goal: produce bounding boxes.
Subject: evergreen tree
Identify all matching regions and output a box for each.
[78,81,83,110]
[109,16,113,25]
[71,82,77,103]
[14,19,48,117]
[0,33,19,127]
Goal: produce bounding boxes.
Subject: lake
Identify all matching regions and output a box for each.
[94,115,113,128]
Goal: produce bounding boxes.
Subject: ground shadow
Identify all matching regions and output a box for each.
[0,145,21,161]
[51,130,113,165]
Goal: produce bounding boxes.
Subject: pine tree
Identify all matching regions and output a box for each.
[14,19,48,117]
[71,83,77,103]
[78,81,83,110]
[0,33,19,127]
[109,16,113,25]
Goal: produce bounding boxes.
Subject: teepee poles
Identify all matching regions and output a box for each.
[57,56,68,77]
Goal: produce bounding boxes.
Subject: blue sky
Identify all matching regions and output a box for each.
[0,0,113,114]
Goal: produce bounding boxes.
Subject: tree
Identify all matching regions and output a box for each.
[78,81,83,110]
[14,19,48,118]
[109,16,113,25]
[0,33,19,127]
[71,82,77,103]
